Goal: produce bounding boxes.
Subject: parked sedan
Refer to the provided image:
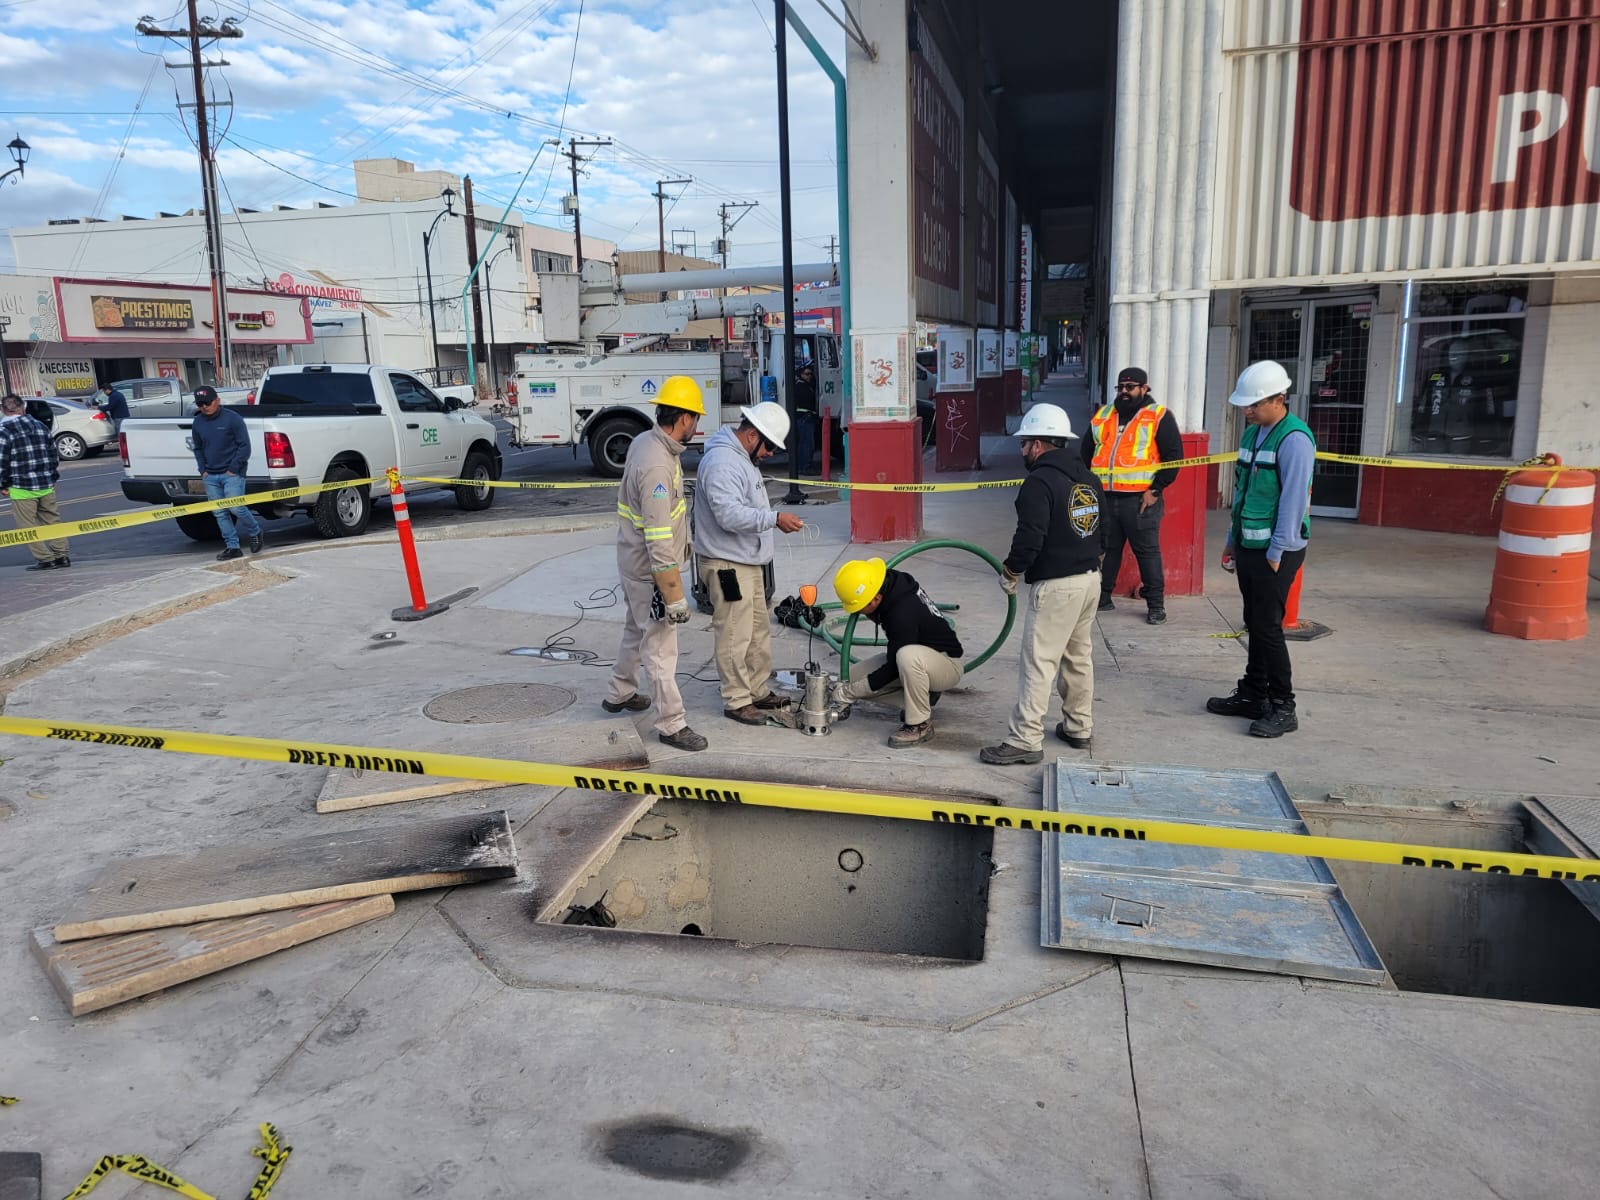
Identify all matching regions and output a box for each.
[46,399,115,460]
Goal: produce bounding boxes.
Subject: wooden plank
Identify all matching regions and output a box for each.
[54,811,516,941]
[33,896,394,1016]
[0,1153,42,1200]
[316,718,648,813]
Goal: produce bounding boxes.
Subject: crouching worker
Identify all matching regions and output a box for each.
[829,558,963,748]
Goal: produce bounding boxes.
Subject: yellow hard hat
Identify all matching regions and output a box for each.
[653,375,706,416]
[833,558,887,614]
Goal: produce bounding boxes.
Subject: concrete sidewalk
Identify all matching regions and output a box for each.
[1,439,1598,1197]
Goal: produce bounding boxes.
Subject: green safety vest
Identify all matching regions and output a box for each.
[1231,413,1314,551]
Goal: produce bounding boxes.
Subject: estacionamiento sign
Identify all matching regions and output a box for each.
[91,295,195,331]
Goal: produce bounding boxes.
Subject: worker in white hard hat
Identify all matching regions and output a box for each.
[1206,360,1315,739]
[606,375,710,752]
[981,403,1105,765]
[692,401,807,725]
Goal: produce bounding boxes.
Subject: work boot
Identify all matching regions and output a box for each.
[1205,689,1268,719]
[1249,700,1299,739]
[53,556,71,569]
[658,727,709,752]
[1054,723,1092,750]
[724,705,766,725]
[979,742,1043,766]
[1146,607,1166,625]
[602,694,651,713]
[888,721,934,748]
[216,547,243,561]
[248,530,264,554]
[24,559,59,571]
[751,691,789,710]
[1097,595,1115,612]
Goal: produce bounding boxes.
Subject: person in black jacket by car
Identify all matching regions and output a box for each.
[830,559,964,748]
[981,403,1104,765]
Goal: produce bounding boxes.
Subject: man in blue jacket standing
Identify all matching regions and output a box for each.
[99,382,130,433]
[190,385,264,561]
[692,401,804,724]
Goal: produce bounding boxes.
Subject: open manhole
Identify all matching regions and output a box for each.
[423,683,576,724]
[547,799,993,961]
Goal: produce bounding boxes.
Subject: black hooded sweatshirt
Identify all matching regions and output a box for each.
[863,568,963,692]
[1004,446,1103,583]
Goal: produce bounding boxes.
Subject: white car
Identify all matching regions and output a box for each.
[45,399,115,460]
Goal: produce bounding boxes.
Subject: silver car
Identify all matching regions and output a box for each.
[46,399,116,460]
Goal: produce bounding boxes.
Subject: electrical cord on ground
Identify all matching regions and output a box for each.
[538,585,621,665]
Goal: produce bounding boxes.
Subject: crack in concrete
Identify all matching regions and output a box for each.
[1118,961,1156,1200]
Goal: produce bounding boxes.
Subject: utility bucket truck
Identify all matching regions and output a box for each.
[503,261,843,477]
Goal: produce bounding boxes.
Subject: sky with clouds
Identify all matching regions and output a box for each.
[0,0,848,275]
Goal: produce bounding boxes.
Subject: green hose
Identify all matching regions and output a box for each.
[824,539,1017,682]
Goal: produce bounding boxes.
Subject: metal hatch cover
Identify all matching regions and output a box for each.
[1040,762,1386,985]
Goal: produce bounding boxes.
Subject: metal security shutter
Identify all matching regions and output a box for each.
[1041,763,1386,985]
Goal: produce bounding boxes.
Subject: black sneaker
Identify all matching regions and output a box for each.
[658,727,709,752]
[248,530,264,553]
[979,742,1043,765]
[53,556,71,569]
[1097,596,1115,612]
[602,694,651,713]
[216,547,243,561]
[1206,689,1268,719]
[1146,608,1166,625]
[1249,702,1299,738]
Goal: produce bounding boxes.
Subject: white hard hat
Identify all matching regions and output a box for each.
[1229,360,1294,407]
[740,401,789,450]
[1016,403,1075,440]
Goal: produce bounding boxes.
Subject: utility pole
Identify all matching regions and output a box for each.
[563,137,612,276]
[826,235,837,264]
[655,178,691,300]
[462,176,488,397]
[136,5,242,384]
[717,201,756,347]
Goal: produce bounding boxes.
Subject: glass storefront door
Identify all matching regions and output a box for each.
[1242,295,1373,518]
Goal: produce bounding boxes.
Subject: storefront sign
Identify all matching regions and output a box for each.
[976,138,1000,321]
[912,25,963,318]
[91,294,194,331]
[39,359,95,393]
[157,360,181,379]
[265,272,362,310]
[1018,226,1035,333]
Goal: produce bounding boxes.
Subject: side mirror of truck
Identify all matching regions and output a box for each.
[443,395,463,412]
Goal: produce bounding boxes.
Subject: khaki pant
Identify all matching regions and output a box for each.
[607,574,688,736]
[1005,569,1100,751]
[853,645,963,726]
[700,557,775,709]
[11,490,69,564]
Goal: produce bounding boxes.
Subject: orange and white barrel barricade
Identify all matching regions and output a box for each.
[1485,456,1594,641]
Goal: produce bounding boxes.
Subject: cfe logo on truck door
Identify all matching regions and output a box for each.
[421,428,439,445]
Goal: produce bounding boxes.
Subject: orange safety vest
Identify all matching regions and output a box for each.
[1089,402,1168,492]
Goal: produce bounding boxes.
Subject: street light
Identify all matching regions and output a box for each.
[482,245,516,398]
[1,134,30,187]
[422,186,458,371]
[0,315,11,392]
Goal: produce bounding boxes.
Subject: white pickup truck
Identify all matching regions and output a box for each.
[119,363,503,541]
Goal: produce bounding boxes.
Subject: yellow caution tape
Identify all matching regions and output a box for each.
[4,715,1596,882]
[60,1123,288,1200]
[0,477,380,550]
[0,1095,17,1105]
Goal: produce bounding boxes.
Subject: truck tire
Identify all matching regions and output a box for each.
[173,508,221,542]
[312,468,372,539]
[454,450,497,511]
[588,416,644,479]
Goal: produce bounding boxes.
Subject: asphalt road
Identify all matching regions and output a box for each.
[0,438,628,619]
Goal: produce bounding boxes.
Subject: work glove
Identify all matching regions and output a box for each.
[999,570,1018,596]
[665,597,691,624]
[829,679,863,709]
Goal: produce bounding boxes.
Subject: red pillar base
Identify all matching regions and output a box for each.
[1109,431,1211,600]
[934,391,981,471]
[976,377,1006,434]
[847,419,924,543]
[1003,369,1024,415]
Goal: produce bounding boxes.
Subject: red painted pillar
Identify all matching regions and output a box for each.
[1003,368,1024,415]
[934,391,981,471]
[1110,431,1210,599]
[976,375,1006,434]
[847,419,924,542]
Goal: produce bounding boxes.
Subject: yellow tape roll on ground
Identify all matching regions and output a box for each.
[3,715,1595,882]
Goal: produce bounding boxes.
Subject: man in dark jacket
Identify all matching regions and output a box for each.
[981,403,1103,764]
[190,385,264,561]
[830,558,963,748]
[99,383,130,433]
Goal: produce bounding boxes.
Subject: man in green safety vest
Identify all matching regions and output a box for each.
[1206,361,1315,738]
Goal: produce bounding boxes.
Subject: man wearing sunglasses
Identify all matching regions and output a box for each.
[190,384,264,561]
[1083,366,1184,624]
[692,401,805,725]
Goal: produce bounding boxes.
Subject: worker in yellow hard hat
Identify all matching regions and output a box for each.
[605,374,709,752]
[829,558,963,749]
